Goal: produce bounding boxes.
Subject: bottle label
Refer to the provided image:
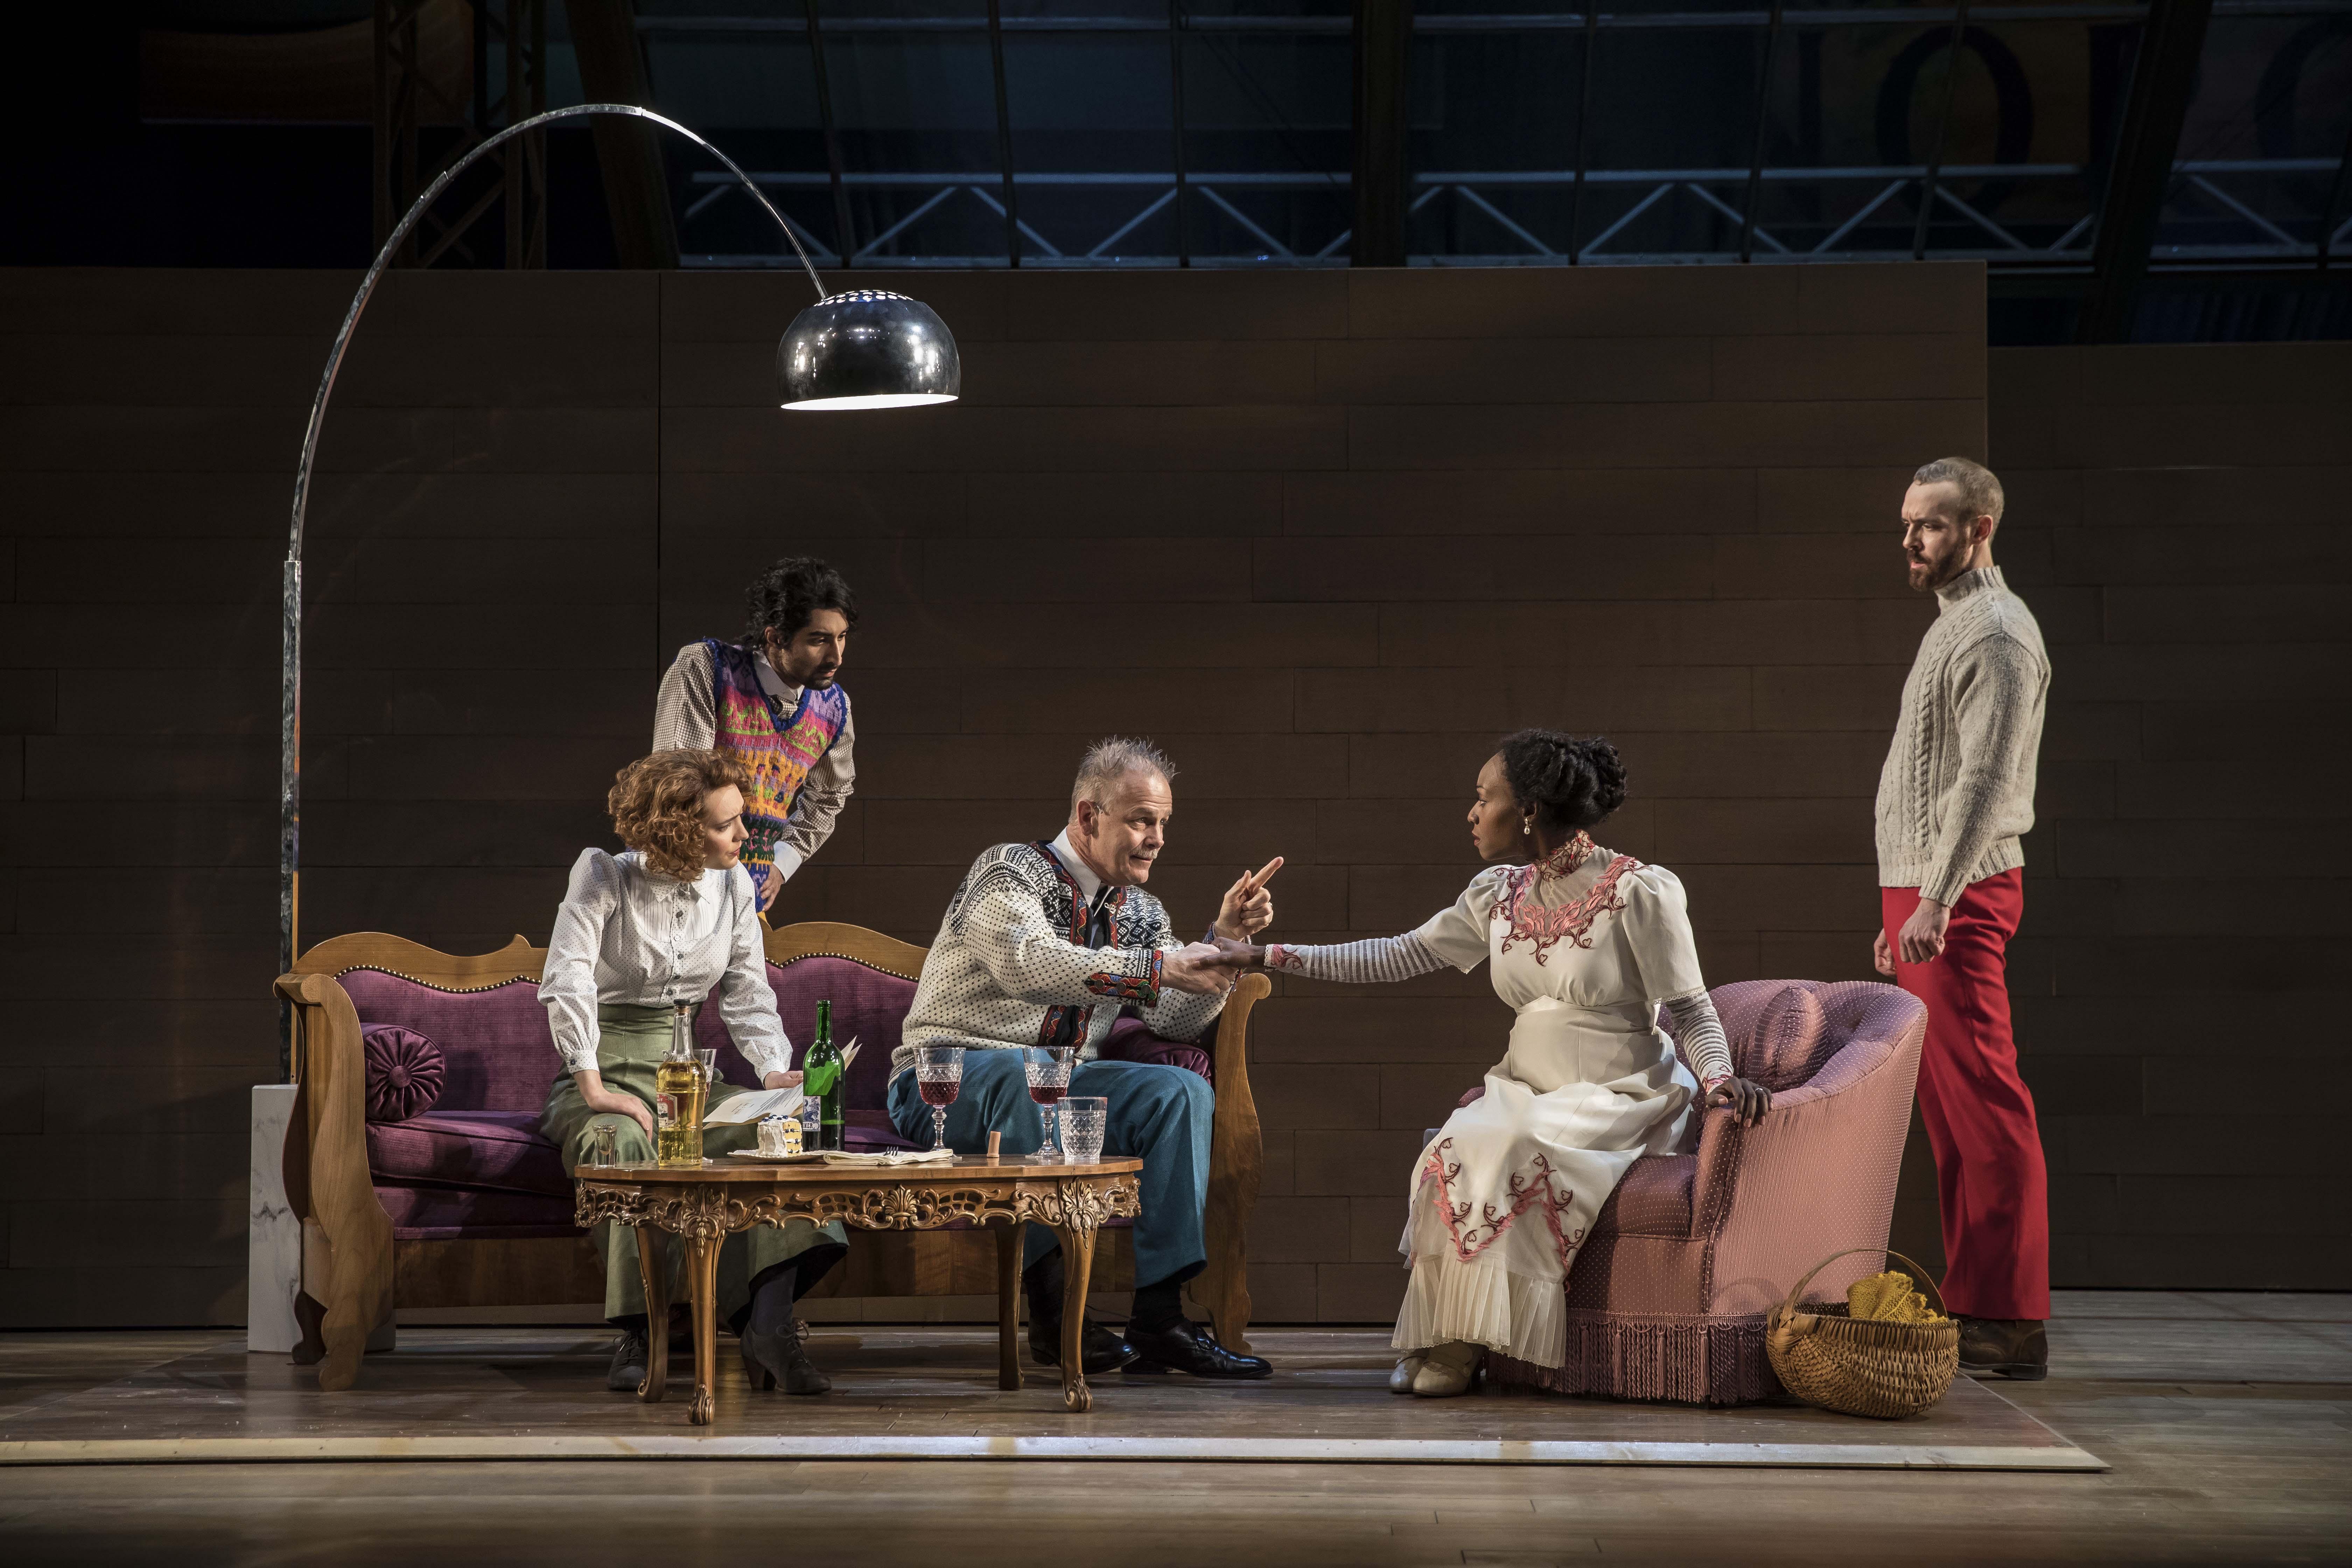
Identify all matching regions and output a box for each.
[656,1093,677,1129]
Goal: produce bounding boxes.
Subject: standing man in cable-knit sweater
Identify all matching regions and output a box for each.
[1874,456,2052,1382]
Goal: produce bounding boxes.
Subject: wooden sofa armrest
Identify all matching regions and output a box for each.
[272,971,395,1392]
[1195,972,1270,1352]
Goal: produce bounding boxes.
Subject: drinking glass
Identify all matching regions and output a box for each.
[914,1044,965,1153]
[1023,1044,1077,1160]
[1059,1096,1108,1164]
[589,1121,618,1169]
[697,1048,719,1087]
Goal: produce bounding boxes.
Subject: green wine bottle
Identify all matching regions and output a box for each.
[802,999,846,1152]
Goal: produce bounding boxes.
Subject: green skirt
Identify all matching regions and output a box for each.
[541,1002,846,1322]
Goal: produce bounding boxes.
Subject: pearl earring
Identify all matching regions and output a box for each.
[1522,820,1532,836]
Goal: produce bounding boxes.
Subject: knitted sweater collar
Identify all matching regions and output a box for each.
[1935,564,2007,612]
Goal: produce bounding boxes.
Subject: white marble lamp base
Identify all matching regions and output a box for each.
[248,1084,301,1354]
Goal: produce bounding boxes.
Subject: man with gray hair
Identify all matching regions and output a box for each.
[1874,455,2052,1381]
[893,737,1281,1380]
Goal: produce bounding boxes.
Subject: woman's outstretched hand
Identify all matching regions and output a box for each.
[1209,935,1267,971]
[1704,1076,1772,1127]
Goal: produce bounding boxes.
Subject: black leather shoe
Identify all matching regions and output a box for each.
[1022,1252,1140,1374]
[1124,1319,1272,1380]
[1958,1317,2048,1381]
[606,1329,649,1392]
[742,1324,831,1394]
[1029,1311,1139,1373]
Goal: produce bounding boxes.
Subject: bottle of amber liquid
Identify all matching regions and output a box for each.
[802,999,846,1152]
[654,1003,707,1167]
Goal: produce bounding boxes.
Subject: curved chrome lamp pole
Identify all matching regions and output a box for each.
[279,105,959,1070]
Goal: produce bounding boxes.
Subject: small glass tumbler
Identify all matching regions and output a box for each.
[697,1048,719,1087]
[1059,1096,1109,1164]
[588,1122,618,1169]
[914,1044,965,1152]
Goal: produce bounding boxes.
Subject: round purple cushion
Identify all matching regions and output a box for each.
[364,1024,447,1123]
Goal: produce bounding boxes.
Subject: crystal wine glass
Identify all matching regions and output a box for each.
[914,1044,964,1153]
[1023,1044,1076,1161]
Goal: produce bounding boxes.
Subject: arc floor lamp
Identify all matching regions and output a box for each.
[279,103,959,1062]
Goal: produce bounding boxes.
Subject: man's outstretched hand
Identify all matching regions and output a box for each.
[1214,858,1285,940]
[1162,941,1242,995]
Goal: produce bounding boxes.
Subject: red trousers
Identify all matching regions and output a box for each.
[1882,870,2050,1321]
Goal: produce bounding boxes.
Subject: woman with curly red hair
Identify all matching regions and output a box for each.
[538,748,845,1396]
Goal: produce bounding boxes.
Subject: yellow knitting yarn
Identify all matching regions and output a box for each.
[1847,1269,1945,1324]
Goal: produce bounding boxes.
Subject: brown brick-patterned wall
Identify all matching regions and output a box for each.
[9,266,2330,1327]
[670,261,1987,1327]
[1983,343,2352,1294]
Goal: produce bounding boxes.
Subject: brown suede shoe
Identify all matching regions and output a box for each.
[1958,1317,2048,1381]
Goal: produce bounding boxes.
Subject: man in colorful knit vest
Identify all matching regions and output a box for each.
[896,738,1281,1381]
[1874,456,2053,1382]
[653,557,856,913]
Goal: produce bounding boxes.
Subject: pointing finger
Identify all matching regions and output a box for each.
[1242,855,1286,893]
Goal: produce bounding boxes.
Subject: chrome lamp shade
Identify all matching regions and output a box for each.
[778,289,961,410]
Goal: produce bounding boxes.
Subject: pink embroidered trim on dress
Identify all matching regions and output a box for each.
[1534,833,1598,880]
[1421,1137,1586,1268]
[1492,853,1644,965]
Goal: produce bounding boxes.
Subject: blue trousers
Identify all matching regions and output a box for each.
[887,1050,1211,1289]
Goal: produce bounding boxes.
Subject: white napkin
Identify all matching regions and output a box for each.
[817,1147,955,1167]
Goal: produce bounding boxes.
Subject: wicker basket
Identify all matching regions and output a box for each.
[1766,1248,1960,1419]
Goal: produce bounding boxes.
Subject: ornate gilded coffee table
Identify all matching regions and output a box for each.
[574,1155,1143,1424]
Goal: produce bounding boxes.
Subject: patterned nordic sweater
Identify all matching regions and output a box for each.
[1875,566,2050,906]
[895,842,1228,1074]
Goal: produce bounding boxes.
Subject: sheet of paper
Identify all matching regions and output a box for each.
[705,1086,805,1126]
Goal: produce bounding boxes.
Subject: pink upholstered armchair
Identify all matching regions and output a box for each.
[1486,979,1928,1405]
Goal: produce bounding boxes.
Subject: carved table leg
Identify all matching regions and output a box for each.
[1053,1218,1100,1413]
[995,1220,1025,1391]
[686,1230,721,1426]
[635,1224,668,1403]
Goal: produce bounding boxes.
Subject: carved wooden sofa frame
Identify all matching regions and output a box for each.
[275,921,1269,1392]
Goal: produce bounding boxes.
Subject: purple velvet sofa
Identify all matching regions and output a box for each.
[274,922,1268,1392]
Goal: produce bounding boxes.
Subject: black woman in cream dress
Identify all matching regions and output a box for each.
[1219,732,1771,1396]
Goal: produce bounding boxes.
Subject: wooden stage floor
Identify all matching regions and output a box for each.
[0,1291,2345,1566]
[0,1324,2090,1469]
